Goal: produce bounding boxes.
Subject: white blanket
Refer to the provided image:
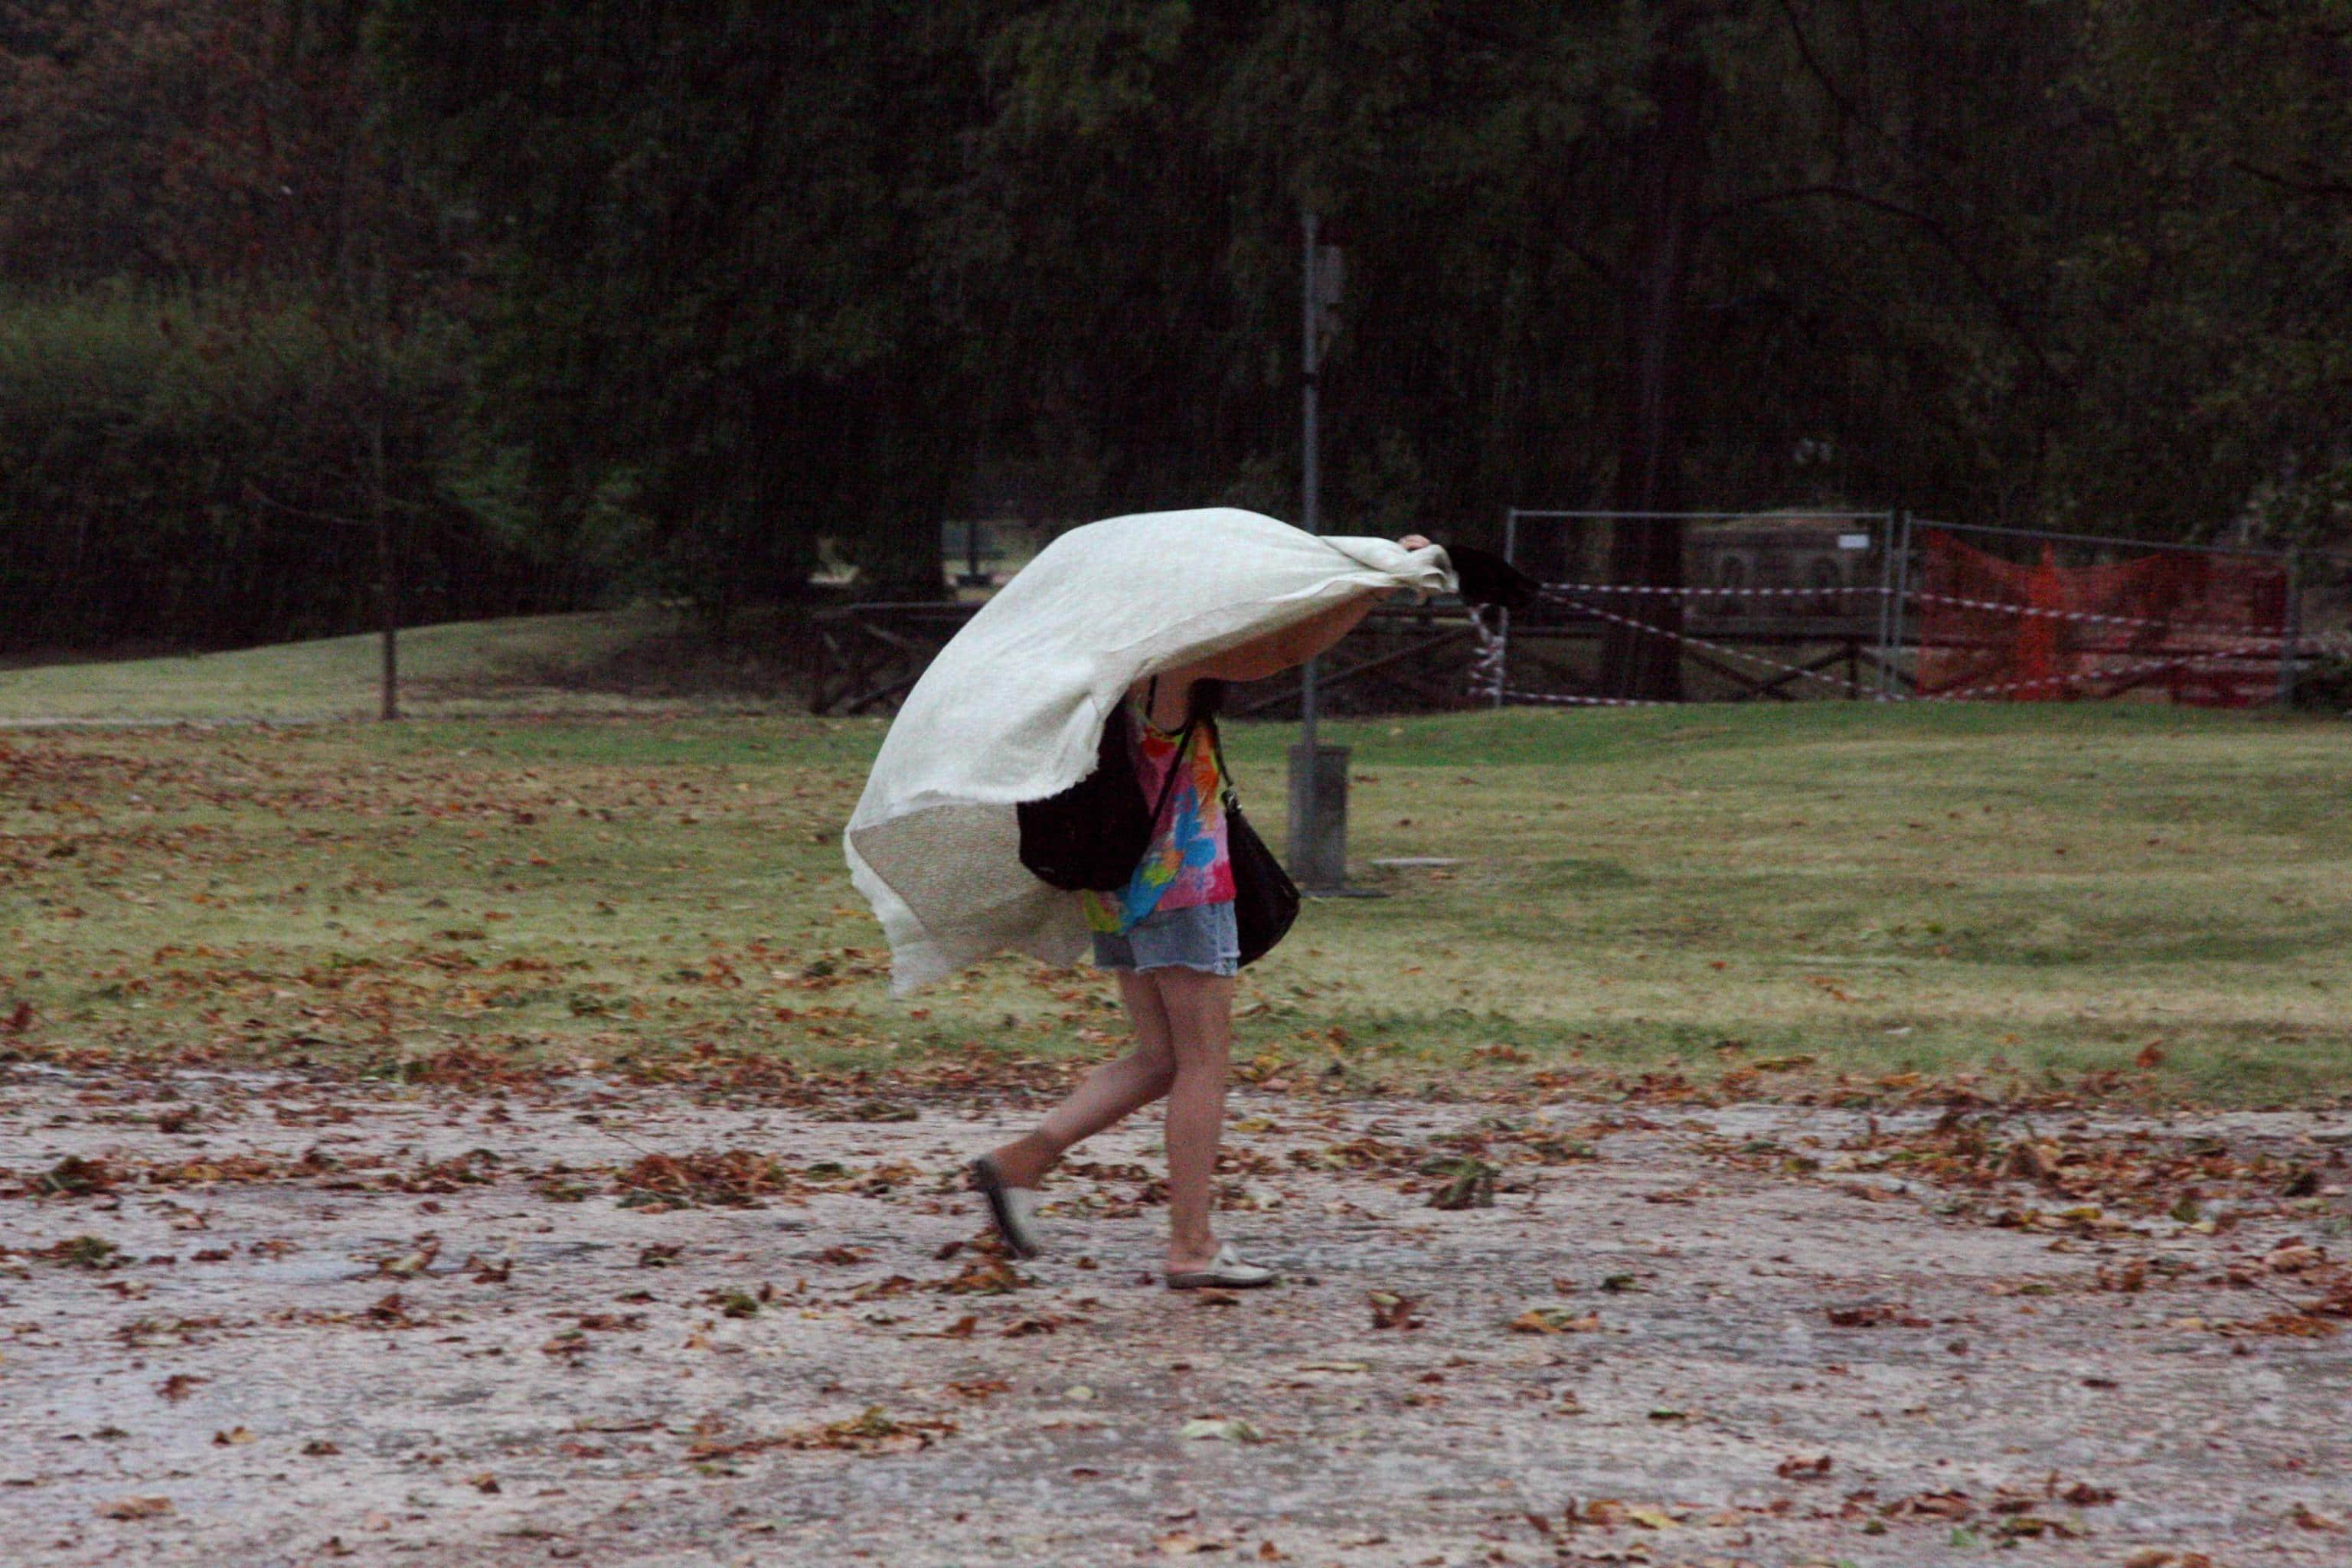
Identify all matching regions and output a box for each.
[844,508,1454,993]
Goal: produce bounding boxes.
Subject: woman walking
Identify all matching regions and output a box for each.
[971,536,1429,1289]
[844,510,1487,1288]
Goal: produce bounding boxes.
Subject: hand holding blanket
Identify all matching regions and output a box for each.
[844,508,1455,992]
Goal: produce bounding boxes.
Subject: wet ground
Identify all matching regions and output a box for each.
[2,1067,2348,1567]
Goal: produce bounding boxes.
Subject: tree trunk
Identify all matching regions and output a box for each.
[1599,6,1716,702]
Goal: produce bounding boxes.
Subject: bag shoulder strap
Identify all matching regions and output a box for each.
[1205,717,1240,808]
[1135,697,1200,831]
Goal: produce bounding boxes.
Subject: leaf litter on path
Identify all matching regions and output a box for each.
[2,1066,2346,1567]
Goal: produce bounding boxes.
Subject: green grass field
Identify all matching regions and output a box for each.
[3,688,2346,1105]
[0,609,712,723]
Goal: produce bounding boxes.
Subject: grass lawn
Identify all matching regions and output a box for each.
[0,609,720,724]
[2,702,2347,1105]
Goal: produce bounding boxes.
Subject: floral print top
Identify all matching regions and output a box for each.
[1079,701,1233,933]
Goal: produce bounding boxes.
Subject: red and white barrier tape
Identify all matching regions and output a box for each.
[1916,642,2296,703]
[1906,590,2292,642]
[1542,578,2296,643]
[1466,605,1508,704]
[1544,580,1883,600]
[1535,588,1860,695]
[1499,688,1678,709]
[1498,580,2341,707]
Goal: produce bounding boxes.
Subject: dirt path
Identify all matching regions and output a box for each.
[2,1067,2347,1568]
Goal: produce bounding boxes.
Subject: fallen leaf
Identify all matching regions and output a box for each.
[717,1406,958,1457]
[1426,1157,1498,1210]
[2265,1243,2324,1273]
[935,1256,1027,1295]
[1884,1489,1973,1520]
[1826,1302,1929,1329]
[1179,1417,1260,1444]
[374,1241,439,1278]
[96,1497,173,1520]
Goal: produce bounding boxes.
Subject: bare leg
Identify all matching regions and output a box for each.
[1155,966,1236,1273]
[988,971,1175,1187]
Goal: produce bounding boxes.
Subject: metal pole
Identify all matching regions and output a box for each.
[1887,511,1914,701]
[1288,209,1332,890]
[1285,211,1364,894]
[369,232,397,723]
[374,412,396,722]
[1873,509,1896,700]
[2275,549,2302,709]
[1497,507,1519,709]
[1491,607,1510,709]
[1299,210,1322,755]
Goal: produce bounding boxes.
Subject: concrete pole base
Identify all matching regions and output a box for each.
[1285,742,1354,893]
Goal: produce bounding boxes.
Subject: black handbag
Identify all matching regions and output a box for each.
[1207,721,1300,967]
[1017,701,1198,892]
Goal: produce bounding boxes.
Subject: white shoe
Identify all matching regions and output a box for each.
[1165,1243,1279,1290]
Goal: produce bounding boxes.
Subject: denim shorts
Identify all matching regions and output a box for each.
[1090,899,1240,977]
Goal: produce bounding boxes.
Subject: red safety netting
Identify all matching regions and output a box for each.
[1913,529,2289,705]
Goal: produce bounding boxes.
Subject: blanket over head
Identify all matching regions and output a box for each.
[844,508,1455,993]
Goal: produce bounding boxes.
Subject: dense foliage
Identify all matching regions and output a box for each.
[0,287,569,650]
[3,1,2347,685]
[0,0,572,655]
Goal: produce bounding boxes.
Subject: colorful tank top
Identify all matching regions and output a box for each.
[1079,702,1233,933]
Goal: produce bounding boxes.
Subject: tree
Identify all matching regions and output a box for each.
[2072,0,2352,555]
[370,1,984,605]
[0,1,550,673]
[0,0,420,286]
[7,0,2298,672]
